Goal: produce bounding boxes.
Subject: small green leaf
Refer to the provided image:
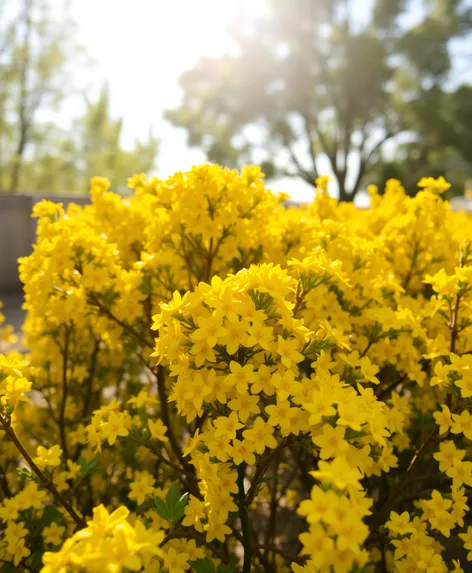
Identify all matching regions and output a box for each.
[154,497,171,521]
[78,457,99,477]
[166,482,181,508]
[172,492,189,522]
[259,474,278,484]
[155,485,189,524]
[38,505,64,527]
[31,547,45,570]
[190,558,216,573]
[17,467,33,481]
[218,555,238,573]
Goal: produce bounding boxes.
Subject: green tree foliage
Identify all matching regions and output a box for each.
[166,0,472,201]
[0,0,80,192]
[372,84,472,197]
[0,0,158,194]
[25,85,158,194]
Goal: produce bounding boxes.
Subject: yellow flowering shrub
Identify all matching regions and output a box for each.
[0,166,471,572]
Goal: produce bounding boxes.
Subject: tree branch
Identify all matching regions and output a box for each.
[0,414,86,529]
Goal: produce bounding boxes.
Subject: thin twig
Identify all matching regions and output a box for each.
[0,415,86,529]
[88,293,153,349]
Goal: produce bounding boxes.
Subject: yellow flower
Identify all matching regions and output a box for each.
[385,511,414,536]
[459,526,472,561]
[6,538,31,567]
[227,394,260,423]
[312,424,349,460]
[451,410,472,440]
[100,411,130,445]
[190,313,228,349]
[230,438,256,466]
[148,418,169,442]
[43,522,66,546]
[417,176,451,194]
[33,445,63,471]
[80,505,130,537]
[242,416,277,454]
[5,521,28,543]
[433,404,451,434]
[433,441,465,472]
[162,546,190,573]
[310,457,363,490]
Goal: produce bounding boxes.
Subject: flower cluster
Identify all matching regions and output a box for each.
[0,166,470,573]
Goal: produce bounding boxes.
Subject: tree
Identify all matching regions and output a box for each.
[166,0,472,201]
[0,0,84,192]
[371,83,472,197]
[80,85,158,193]
[21,85,159,194]
[0,1,158,195]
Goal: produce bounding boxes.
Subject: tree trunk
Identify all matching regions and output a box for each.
[9,0,32,193]
[338,180,353,203]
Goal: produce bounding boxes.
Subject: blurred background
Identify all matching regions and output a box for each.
[1,0,472,205]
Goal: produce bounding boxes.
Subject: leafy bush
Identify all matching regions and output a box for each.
[0,166,471,573]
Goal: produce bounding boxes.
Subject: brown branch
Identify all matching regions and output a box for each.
[402,237,421,291]
[88,293,153,349]
[205,237,214,283]
[280,131,316,186]
[0,415,86,529]
[256,544,304,566]
[0,463,12,497]
[368,428,439,536]
[145,443,195,480]
[59,326,70,459]
[449,252,465,355]
[154,366,197,481]
[376,373,408,400]
[300,113,319,180]
[82,336,101,419]
[245,436,296,506]
[162,528,229,564]
[292,283,308,317]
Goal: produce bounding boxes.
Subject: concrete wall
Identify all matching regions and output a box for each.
[0,194,89,293]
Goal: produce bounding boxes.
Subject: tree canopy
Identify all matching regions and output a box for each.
[0,0,158,194]
[166,0,472,200]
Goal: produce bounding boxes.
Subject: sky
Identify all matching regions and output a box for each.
[71,0,238,159]
[69,0,325,202]
[69,0,471,204]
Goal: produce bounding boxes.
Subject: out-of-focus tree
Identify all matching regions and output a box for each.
[0,0,158,194]
[0,0,84,192]
[371,83,472,197]
[80,86,158,193]
[166,0,472,201]
[24,86,158,194]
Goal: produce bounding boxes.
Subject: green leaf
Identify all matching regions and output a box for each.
[154,497,171,521]
[172,491,189,523]
[78,457,99,477]
[163,483,189,523]
[259,474,278,484]
[31,547,45,570]
[17,467,33,481]
[166,482,181,508]
[218,555,238,573]
[190,558,216,573]
[38,504,64,527]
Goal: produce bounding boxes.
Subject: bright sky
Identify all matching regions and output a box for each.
[69,0,471,204]
[70,0,321,202]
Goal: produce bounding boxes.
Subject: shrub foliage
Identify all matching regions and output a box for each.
[0,166,471,572]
